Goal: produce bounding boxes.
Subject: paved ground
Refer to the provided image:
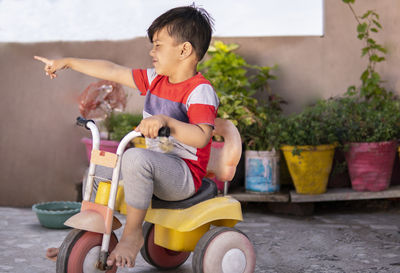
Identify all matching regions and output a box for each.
[1,201,400,273]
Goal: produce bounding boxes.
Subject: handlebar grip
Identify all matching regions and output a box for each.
[76,117,95,130]
[158,127,170,137]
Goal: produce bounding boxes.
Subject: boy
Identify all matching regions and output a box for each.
[35,5,218,268]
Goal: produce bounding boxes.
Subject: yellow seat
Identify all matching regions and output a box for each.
[145,118,243,251]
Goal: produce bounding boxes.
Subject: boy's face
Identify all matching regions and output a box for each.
[149,27,182,76]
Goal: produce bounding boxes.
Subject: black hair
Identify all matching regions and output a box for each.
[147,5,214,61]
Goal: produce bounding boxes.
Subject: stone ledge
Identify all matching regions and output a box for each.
[290,185,400,203]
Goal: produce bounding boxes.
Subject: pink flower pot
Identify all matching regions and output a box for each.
[345,140,397,192]
[81,137,120,162]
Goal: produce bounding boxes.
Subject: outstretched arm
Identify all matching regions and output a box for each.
[34,56,137,89]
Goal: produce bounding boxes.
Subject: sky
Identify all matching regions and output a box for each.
[0,0,324,42]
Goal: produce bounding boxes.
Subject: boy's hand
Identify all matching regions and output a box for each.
[34,56,69,79]
[135,115,167,138]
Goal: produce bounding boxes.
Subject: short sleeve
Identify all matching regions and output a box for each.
[132,68,158,96]
[187,84,219,126]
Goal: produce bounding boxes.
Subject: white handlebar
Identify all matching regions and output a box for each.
[85,119,143,154]
[117,131,142,155]
[86,121,100,150]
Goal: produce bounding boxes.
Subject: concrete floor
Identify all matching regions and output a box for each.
[1,202,400,273]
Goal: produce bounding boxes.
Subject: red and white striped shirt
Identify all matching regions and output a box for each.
[132,68,219,190]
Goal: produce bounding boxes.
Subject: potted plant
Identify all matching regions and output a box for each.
[244,112,285,193]
[81,111,143,161]
[280,100,340,194]
[242,64,286,194]
[338,0,400,191]
[335,95,400,192]
[199,41,285,193]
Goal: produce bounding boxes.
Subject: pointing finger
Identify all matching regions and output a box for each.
[34,56,51,64]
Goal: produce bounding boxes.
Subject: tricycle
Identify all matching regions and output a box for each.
[56,116,255,273]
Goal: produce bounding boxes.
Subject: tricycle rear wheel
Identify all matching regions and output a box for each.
[192,227,256,273]
[140,222,191,270]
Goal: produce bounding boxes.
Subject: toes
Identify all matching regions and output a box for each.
[120,256,135,268]
[115,255,123,267]
[126,257,135,268]
[46,247,59,261]
[121,257,128,267]
[107,254,135,268]
[106,253,116,267]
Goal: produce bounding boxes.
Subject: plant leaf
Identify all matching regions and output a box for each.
[372,19,382,29]
[357,23,368,33]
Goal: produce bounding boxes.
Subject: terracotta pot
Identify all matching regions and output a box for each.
[345,140,397,192]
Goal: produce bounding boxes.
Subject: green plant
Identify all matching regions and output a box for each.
[338,0,400,143]
[199,41,285,149]
[342,0,389,100]
[280,100,340,154]
[245,113,285,151]
[334,96,400,143]
[104,112,142,141]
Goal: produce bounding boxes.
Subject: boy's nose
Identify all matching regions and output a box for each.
[149,48,155,57]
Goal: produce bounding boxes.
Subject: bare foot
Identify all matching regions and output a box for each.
[106,228,144,268]
[46,247,59,261]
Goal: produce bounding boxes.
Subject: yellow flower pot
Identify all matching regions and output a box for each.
[281,144,336,194]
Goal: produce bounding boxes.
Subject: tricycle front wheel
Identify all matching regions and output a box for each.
[56,229,118,273]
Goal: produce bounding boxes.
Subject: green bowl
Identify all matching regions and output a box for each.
[32,201,81,229]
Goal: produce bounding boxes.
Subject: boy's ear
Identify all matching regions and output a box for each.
[180,42,194,59]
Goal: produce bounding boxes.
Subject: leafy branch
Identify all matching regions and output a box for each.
[342,0,389,100]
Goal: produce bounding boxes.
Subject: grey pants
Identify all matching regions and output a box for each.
[83,148,195,210]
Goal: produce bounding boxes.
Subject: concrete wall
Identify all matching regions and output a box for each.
[1,0,399,206]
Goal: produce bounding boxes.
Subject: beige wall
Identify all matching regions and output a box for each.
[1,0,399,206]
